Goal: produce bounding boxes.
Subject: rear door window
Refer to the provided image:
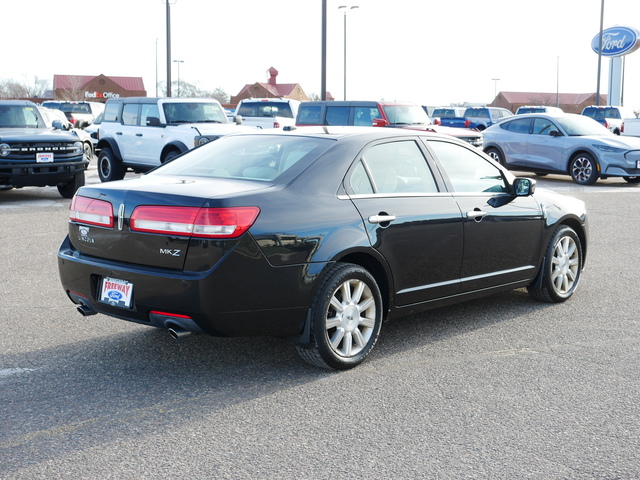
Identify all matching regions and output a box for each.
[326,106,350,125]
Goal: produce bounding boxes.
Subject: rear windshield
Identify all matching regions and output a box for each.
[464,108,489,119]
[432,108,458,117]
[59,103,91,114]
[237,102,294,119]
[582,107,621,119]
[153,135,333,181]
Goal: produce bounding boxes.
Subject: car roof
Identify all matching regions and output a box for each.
[228,125,457,143]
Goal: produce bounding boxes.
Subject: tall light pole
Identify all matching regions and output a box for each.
[338,5,359,101]
[596,0,605,106]
[492,78,500,103]
[165,0,172,97]
[173,60,184,97]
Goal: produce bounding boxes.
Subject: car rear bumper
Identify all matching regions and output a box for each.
[57,235,313,338]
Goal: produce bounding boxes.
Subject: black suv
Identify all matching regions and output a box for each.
[0,100,88,198]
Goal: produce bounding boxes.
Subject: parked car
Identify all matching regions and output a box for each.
[482,112,640,184]
[96,97,251,182]
[234,98,300,129]
[580,105,635,135]
[296,101,483,148]
[38,107,94,162]
[58,127,588,370]
[56,101,105,128]
[439,107,513,130]
[0,100,87,197]
[430,106,466,125]
[516,105,564,115]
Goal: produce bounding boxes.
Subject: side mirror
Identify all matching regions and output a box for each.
[372,118,389,127]
[146,117,161,126]
[513,177,536,196]
[52,119,65,130]
[549,129,562,137]
[234,115,243,125]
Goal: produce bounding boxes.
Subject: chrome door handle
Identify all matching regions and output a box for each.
[466,210,487,220]
[368,215,396,224]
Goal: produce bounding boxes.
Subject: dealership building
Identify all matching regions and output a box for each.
[52,74,146,102]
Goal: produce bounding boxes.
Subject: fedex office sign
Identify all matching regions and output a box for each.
[591,26,640,57]
[84,91,120,99]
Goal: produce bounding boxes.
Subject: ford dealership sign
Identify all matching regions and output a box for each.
[592,26,640,57]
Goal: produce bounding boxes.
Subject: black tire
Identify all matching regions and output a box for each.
[296,263,383,370]
[162,149,181,163]
[485,147,505,166]
[57,171,85,199]
[623,176,640,184]
[528,225,583,303]
[97,147,126,182]
[569,153,599,185]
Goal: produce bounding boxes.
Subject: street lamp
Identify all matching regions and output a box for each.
[173,60,184,96]
[492,78,500,102]
[338,5,359,101]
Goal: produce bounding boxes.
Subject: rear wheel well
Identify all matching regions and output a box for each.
[336,252,390,319]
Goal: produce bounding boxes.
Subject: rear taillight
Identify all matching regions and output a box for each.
[130,206,260,238]
[273,121,280,128]
[70,196,114,228]
[69,117,76,125]
[464,120,471,128]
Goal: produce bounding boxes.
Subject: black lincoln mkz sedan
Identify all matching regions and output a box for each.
[58,128,588,369]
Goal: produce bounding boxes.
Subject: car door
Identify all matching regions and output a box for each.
[135,103,165,166]
[425,139,543,292]
[498,117,532,167]
[346,138,465,306]
[525,116,566,172]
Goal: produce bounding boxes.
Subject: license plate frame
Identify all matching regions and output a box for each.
[36,152,54,163]
[99,277,134,309]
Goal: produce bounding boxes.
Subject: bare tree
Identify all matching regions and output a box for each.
[0,76,51,99]
[58,76,86,101]
[156,80,229,103]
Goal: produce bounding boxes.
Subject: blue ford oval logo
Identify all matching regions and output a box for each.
[592,26,640,57]
[108,291,123,300]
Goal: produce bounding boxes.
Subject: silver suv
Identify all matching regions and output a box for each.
[96,97,248,182]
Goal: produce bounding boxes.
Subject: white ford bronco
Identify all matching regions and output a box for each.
[96,97,248,182]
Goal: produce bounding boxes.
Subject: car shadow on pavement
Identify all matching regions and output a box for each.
[0,287,560,469]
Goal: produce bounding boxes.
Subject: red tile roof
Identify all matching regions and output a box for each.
[54,74,145,91]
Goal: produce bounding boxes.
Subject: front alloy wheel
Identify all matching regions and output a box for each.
[528,226,583,303]
[296,263,383,370]
[570,153,599,185]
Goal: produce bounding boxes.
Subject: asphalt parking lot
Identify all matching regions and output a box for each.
[1,162,639,479]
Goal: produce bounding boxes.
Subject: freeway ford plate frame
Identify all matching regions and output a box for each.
[99,277,133,308]
[36,152,53,163]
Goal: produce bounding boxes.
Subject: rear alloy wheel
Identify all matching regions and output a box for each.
[57,171,85,199]
[570,153,599,185]
[528,225,582,303]
[98,147,126,182]
[485,147,505,166]
[296,263,383,370]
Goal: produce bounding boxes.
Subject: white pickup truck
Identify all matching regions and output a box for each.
[234,98,300,129]
[621,118,640,137]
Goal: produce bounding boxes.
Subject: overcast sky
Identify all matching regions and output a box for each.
[8,0,640,110]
